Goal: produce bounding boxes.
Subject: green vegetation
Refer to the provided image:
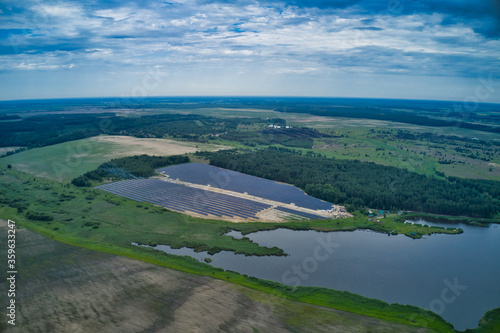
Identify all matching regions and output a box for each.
[271,99,500,134]
[0,112,258,149]
[2,98,500,332]
[152,106,500,181]
[222,212,463,240]
[0,137,122,182]
[71,154,189,186]
[0,166,470,331]
[400,213,498,227]
[311,128,500,181]
[0,167,286,257]
[221,127,329,149]
[0,113,105,148]
[0,169,454,332]
[0,135,222,182]
[464,308,500,333]
[202,147,500,218]
[0,220,449,333]
[25,210,54,221]
[2,101,500,182]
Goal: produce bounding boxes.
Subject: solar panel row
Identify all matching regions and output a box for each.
[158,163,334,210]
[274,206,326,220]
[96,179,271,220]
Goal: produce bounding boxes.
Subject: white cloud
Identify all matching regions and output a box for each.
[1,0,499,99]
[31,4,82,18]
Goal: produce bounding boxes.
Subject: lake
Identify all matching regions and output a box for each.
[136,220,500,331]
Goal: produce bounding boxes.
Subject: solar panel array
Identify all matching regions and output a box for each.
[96,179,271,220]
[158,163,334,210]
[274,206,326,220]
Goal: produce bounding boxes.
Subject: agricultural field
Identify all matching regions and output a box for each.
[149,107,500,180]
[0,135,225,182]
[0,219,444,333]
[0,166,466,332]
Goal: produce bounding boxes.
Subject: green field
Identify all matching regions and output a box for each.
[151,108,500,180]
[310,128,500,180]
[0,165,470,332]
[0,135,224,182]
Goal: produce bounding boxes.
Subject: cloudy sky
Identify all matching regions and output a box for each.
[1,0,500,102]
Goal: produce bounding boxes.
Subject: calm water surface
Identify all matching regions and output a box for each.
[137,220,500,331]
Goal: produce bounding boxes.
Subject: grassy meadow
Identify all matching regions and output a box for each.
[0,135,224,182]
[0,164,470,332]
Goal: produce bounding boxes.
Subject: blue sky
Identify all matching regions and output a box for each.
[1,0,499,102]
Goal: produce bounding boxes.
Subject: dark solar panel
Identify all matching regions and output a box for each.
[158,163,334,210]
[96,179,271,219]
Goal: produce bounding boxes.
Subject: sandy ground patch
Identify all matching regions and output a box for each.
[0,147,23,155]
[92,135,226,157]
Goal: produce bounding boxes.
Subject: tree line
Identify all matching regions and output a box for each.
[0,113,258,149]
[71,154,189,187]
[202,147,500,218]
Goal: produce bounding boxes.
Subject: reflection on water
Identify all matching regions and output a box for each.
[134,220,500,331]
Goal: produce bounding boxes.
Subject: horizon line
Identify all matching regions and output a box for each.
[1,95,499,106]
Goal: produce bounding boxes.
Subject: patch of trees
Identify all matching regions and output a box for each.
[0,113,111,148]
[204,147,500,218]
[0,112,260,149]
[25,210,54,221]
[105,114,252,140]
[71,154,189,187]
[377,130,500,148]
[0,197,28,213]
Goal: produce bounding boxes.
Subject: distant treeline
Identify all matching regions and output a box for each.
[0,112,330,152]
[2,97,499,136]
[0,113,258,149]
[0,115,21,120]
[71,154,189,187]
[272,105,500,134]
[0,114,108,148]
[201,147,500,218]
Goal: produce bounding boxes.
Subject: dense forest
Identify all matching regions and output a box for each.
[0,112,327,151]
[2,97,498,133]
[71,154,189,187]
[201,147,500,218]
[0,113,258,148]
[0,114,105,148]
